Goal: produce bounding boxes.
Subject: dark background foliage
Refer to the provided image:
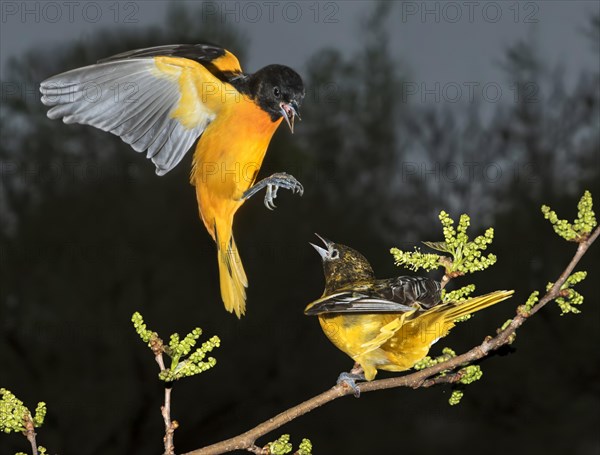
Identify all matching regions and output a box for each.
[1,2,599,454]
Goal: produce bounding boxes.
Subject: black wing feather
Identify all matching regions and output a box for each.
[304,293,416,315]
[304,276,442,316]
[98,44,244,83]
[99,44,226,64]
[378,276,441,309]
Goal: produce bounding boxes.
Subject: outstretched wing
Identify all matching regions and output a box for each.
[304,276,441,316]
[40,44,243,175]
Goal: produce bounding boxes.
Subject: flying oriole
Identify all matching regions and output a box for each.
[305,235,513,389]
[40,44,305,317]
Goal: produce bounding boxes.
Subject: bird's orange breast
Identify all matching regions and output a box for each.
[190,93,282,238]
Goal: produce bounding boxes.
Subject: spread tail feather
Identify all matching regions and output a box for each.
[216,232,248,318]
[440,290,514,323]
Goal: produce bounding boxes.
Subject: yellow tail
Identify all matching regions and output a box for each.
[439,290,514,323]
[216,228,248,318]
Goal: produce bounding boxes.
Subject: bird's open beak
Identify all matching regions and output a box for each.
[310,242,328,259]
[309,233,332,259]
[280,100,301,134]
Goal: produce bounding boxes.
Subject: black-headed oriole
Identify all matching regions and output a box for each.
[40,44,305,317]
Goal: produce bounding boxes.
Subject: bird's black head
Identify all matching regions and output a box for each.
[249,64,304,132]
[310,234,375,293]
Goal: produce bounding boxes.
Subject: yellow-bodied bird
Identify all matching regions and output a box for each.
[305,235,513,388]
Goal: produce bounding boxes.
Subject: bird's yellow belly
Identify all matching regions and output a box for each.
[318,314,380,358]
[319,313,448,380]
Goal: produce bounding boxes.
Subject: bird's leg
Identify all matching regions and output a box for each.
[337,363,365,398]
[240,172,304,211]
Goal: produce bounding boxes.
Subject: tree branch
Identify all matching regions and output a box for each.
[185,226,599,455]
[151,337,178,455]
[162,386,177,455]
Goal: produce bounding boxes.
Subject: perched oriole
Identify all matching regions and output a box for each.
[40,44,305,317]
[305,235,514,385]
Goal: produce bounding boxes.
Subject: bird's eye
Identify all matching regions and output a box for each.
[330,249,340,260]
[273,87,281,98]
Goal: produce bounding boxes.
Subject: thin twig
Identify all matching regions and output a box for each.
[421,371,464,388]
[184,226,599,455]
[162,387,177,455]
[440,274,452,289]
[151,336,178,455]
[155,353,166,372]
[24,417,38,455]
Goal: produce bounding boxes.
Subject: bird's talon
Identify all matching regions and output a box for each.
[244,172,303,210]
[337,372,363,398]
[264,185,277,210]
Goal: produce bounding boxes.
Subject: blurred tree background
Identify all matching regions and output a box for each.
[1,2,598,454]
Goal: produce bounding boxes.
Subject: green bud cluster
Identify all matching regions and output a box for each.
[446,365,483,406]
[499,319,513,331]
[33,402,47,428]
[541,206,579,240]
[267,434,293,455]
[0,388,46,434]
[547,271,587,315]
[439,211,457,243]
[449,390,464,406]
[265,434,313,455]
[297,438,313,455]
[458,365,483,384]
[168,328,202,369]
[413,347,456,370]
[497,319,516,344]
[574,191,596,234]
[161,334,220,382]
[390,247,441,272]
[443,285,477,322]
[131,312,155,345]
[443,284,476,303]
[441,347,457,359]
[541,190,596,242]
[453,314,472,323]
[413,356,436,370]
[565,271,587,287]
[440,211,496,274]
[524,291,540,312]
[392,211,497,276]
[132,312,220,382]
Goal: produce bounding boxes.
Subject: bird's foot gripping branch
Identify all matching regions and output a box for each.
[303,213,512,388]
